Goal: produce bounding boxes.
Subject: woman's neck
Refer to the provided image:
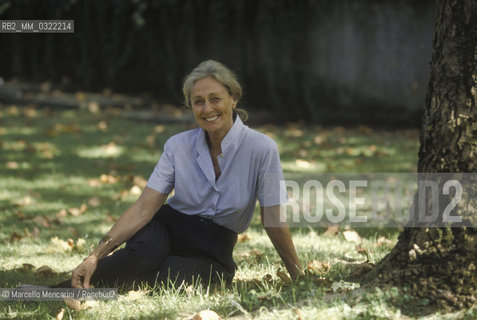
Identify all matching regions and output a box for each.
[206,132,224,155]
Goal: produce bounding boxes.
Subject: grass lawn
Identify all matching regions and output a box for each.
[0,105,474,319]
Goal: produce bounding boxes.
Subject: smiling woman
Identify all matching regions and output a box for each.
[54,60,303,290]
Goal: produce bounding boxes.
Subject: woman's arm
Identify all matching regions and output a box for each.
[260,205,303,280]
[71,187,168,288]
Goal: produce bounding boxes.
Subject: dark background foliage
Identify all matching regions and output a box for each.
[0,0,435,125]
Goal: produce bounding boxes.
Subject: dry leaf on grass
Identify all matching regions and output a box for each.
[22,263,36,271]
[293,308,303,320]
[88,196,101,207]
[105,212,117,223]
[56,308,65,320]
[56,209,67,218]
[376,236,393,247]
[64,298,82,311]
[100,173,118,184]
[15,211,26,220]
[262,273,273,282]
[129,185,142,196]
[45,237,72,253]
[9,231,22,242]
[130,175,148,189]
[193,310,222,320]
[342,230,362,244]
[82,300,98,309]
[68,204,88,216]
[35,265,57,277]
[75,238,87,253]
[323,225,339,237]
[32,215,51,228]
[125,289,150,301]
[6,161,19,169]
[237,233,251,242]
[307,260,331,275]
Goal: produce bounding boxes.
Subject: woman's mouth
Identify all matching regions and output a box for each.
[204,115,219,122]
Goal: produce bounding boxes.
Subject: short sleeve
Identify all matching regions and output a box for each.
[257,142,287,207]
[146,139,175,194]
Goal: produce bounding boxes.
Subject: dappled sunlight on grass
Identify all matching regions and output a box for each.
[76,143,124,159]
[0,105,445,319]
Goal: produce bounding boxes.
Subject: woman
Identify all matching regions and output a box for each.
[70,60,302,289]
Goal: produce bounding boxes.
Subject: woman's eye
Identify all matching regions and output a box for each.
[194,100,204,105]
[210,97,221,103]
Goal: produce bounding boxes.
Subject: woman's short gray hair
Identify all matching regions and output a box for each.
[182,60,248,121]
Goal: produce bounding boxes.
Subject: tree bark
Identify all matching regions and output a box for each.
[362,0,477,311]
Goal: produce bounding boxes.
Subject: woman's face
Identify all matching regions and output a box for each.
[190,77,237,140]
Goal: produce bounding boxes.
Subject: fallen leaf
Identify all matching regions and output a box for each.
[88,197,101,207]
[323,225,339,237]
[88,101,100,114]
[100,174,118,184]
[295,159,311,169]
[193,310,222,320]
[68,204,87,216]
[105,212,117,223]
[64,298,82,311]
[67,238,75,250]
[88,179,101,187]
[262,274,273,282]
[32,215,50,227]
[22,263,35,271]
[56,307,65,320]
[97,121,108,131]
[129,185,142,196]
[45,237,72,253]
[307,260,331,275]
[6,161,19,169]
[101,142,121,156]
[35,265,57,277]
[376,236,393,247]
[56,209,67,218]
[237,233,251,242]
[16,196,32,207]
[356,244,370,261]
[125,289,149,301]
[82,300,98,309]
[293,308,303,320]
[343,230,362,245]
[9,231,22,242]
[24,226,41,238]
[154,125,165,133]
[132,175,147,189]
[16,211,26,220]
[75,238,87,253]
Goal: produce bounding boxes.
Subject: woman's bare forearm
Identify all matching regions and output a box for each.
[91,187,168,260]
[261,206,303,279]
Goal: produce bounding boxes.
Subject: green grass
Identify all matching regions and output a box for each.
[1,105,475,319]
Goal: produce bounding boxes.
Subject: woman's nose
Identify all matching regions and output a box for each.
[204,99,213,111]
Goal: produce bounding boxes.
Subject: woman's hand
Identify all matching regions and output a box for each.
[260,205,303,280]
[71,255,98,288]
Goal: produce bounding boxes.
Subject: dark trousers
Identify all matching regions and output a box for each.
[60,205,237,288]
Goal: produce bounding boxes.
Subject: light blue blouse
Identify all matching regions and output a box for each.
[146,116,286,233]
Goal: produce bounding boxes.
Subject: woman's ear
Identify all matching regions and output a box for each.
[232,98,237,109]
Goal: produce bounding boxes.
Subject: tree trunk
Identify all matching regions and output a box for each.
[362,0,477,311]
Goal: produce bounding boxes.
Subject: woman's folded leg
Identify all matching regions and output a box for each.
[54,213,172,288]
[147,255,233,288]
